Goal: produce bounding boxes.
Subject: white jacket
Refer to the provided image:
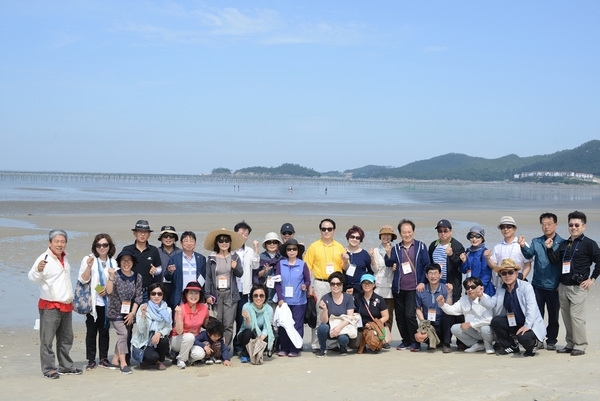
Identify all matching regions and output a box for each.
[372,244,393,299]
[441,294,493,330]
[78,255,118,318]
[235,246,259,295]
[28,249,74,304]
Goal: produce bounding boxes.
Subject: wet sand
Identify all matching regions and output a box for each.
[1,200,599,400]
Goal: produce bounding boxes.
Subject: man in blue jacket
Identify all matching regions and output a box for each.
[518,212,563,350]
[164,231,207,308]
[385,219,431,351]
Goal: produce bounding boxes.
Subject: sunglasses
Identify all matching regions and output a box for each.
[330,282,342,287]
[569,223,581,228]
[253,293,265,299]
[348,235,361,240]
[437,229,450,233]
[282,231,293,236]
[499,225,515,230]
[286,247,298,252]
[500,270,516,276]
[464,284,478,290]
[467,234,482,240]
[96,243,110,248]
[265,240,279,246]
[150,291,163,296]
[162,234,175,239]
[217,238,231,244]
[320,227,334,232]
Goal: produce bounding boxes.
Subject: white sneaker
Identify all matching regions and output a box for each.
[464,343,485,353]
[485,348,495,355]
[213,358,222,364]
[177,359,186,369]
[205,358,215,365]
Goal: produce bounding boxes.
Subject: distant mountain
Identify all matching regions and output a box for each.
[235,163,320,177]
[345,140,600,181]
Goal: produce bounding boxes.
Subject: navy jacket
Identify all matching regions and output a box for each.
[163,252,207,307]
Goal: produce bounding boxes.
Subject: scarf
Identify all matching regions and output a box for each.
[468,244,484,252]
[146,300,172,338]
[248,302,274,351]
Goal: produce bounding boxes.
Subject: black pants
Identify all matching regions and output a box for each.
[237,328,256,358]
[143,337,170,364]
[490,315,537,352]
[431,312,454,346]
[85,305,110,362]
[393,290,417,344]
[533,286,559,345]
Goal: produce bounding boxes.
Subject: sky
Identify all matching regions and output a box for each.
[1,1,598,175]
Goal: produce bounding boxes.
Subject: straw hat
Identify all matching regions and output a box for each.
[379,225,397,241]
[203,228,245,252]
[493,258,521,273]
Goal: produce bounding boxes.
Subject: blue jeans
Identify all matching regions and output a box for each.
[317,323,349,351]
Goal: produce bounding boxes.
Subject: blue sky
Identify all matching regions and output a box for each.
[1,1,598,174]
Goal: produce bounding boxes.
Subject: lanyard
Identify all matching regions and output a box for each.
[562,236,584,262]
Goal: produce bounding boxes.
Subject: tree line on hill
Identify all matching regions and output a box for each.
[211,140,600,183]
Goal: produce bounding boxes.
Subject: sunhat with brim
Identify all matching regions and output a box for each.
[467,225,485,240]
[493,258,521,273]
[262,232,282,249]
[498,216,517,229]
[203,228,245,252]
[158,225,179,242]
[116,250,138,266]
[184,281,203,292]
[379,225,397,241]
[131,219,153,232]
[279,239,305,258]
[360,274,376,284]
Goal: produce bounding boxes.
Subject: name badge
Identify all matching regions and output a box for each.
[266,276,276,288]
[120,301,131,314]
[562,262,571,274]
[285,286,294,298]
[427,308,437,321]
[507,312,517,327]
[346,263,356,277]
[325,262,335,275]
[218,275,228,289]
[402,262,412,275]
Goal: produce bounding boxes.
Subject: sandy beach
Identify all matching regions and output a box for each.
[1,200,600,400]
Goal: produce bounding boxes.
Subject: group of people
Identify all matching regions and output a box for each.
[28,211,600,378]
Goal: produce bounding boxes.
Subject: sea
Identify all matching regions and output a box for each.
[1,171,600,328]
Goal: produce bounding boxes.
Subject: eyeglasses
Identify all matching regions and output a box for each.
[467,234,482,240]
[253,293,265,299]
[282,232,293,236]
[499,225,515,230]
[464,284,478,290]
[96,243,110,248]
[437,229,450,233]
[569,223,581,228]
[265,240,279,245]
[217,238,231,244]
[162,234,175,239]
[348,235,361,240]
[150,291,163,296]
[499,270,516,276]
[330,282,342,287]
[286,247,298,252]
[320,227,334,232]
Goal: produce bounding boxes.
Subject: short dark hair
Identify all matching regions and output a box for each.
[91,233,116,258]
[213,234,231,252]
[568,210,587,224]
[345,225,365,242]
[539,213,558,224]
[463,277,483,289]
[205,316,224,337]
[148,282,163,294]
[250,283,267,301]
[319,218,336,230]
[425,263,442,274]
[234,221,252,234]
[327,271,345,285]
[181,231,196,242]
[398,219,415,232]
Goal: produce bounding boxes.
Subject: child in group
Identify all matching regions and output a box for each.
[193,317,232,366]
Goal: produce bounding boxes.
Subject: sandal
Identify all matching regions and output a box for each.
[44,371,60,379]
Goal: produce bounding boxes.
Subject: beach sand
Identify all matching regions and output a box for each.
[1,201,600,400]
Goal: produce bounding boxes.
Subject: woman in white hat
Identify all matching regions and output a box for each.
[204,229,244,348]
[256,232,283,304]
